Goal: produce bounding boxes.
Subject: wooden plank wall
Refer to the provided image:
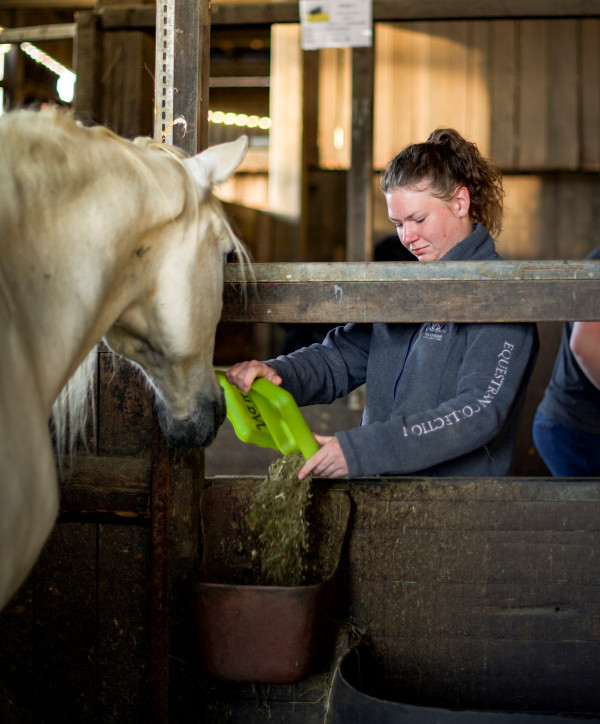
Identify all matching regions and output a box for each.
[318,19,600,172]
[0,355,155,722]
[341,478,600,714]
[197,476,600,721]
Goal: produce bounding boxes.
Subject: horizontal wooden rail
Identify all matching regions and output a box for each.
[98,0,600,31]
[0,23,77,42]
[57,460,600,520]
[59,455,151,521]
[222,260,600,323]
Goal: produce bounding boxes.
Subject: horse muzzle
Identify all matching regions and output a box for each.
[155,387,226,448]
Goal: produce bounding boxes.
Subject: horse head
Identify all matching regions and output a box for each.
[103,135,249,448]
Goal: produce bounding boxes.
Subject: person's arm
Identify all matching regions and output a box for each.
[570,321,600,391]
[257,323,372,407]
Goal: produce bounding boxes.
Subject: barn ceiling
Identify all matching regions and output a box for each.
[0,0,92,7]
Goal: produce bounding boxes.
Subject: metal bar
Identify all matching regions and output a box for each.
[154,0,176,144]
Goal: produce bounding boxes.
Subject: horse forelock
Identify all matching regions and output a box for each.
[193,190,252,272]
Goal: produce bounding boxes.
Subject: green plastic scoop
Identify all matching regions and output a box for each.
[215,369,319,460]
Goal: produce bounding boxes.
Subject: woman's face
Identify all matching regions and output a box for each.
[385,183,472,262]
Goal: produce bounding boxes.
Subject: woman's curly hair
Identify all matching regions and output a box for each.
[380,128,504,238]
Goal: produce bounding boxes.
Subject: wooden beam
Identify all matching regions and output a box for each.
[372,0,600,21]
[97,0,600,31]
[153,0,208,152]
[222,260,600,323]
[197,0,210,151]
[347,46,374,262]
[172,0,206,153]
[59,454,150,521]
[150,416,170,724]
[0,0,92,8]
[268,24,303,219]
[73,11,101,125]
[0,23,76,42]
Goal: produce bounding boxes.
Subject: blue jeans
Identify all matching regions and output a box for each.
[533,410,600,477]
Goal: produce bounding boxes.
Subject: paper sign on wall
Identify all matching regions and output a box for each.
[299,0,373,50]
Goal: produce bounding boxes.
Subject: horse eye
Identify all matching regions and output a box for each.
[222,251,232,273]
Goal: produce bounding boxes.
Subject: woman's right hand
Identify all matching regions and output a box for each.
[225,360,282,392]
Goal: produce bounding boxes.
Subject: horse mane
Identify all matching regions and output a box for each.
[51,347,98,464]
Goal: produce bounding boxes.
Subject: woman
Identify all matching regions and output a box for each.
[226,129,539,480]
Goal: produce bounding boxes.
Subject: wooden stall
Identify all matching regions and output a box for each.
[1,1,600,723]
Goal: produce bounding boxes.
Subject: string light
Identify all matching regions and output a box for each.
[208,109,271,130]
[20,41,76,103]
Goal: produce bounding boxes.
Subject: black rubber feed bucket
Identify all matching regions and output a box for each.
[328,645,600,723]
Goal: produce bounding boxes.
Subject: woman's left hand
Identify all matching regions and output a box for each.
[298,434,349,480]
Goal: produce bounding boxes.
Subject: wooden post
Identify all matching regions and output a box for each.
[73,11,101,125]
[151,1,210,720]
[347,45,374,262]
[150,416,170,724]
[155,0,210,153]
[269,24,303,221]
[172,0,210,152]
[300,49,320,261]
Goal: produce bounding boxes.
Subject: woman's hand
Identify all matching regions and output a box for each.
[225,360,282,392]
[298,434,349,480]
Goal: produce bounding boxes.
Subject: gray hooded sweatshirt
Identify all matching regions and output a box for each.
[267,223,539,477]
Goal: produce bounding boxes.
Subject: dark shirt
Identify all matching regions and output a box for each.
[537,246,600,435]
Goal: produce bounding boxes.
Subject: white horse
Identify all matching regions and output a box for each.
[0,107,248,610]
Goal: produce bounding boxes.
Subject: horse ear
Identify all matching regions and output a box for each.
[184,135,249,195]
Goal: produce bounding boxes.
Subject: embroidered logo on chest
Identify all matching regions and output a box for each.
[423,322,448,341]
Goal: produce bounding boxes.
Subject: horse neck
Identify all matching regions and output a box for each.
[8,241,127,413]
[11,178,186,414]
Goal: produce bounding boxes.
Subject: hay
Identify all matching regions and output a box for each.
[248,453,313,586]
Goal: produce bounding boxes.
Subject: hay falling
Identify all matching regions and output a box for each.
[248,453,312,586]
